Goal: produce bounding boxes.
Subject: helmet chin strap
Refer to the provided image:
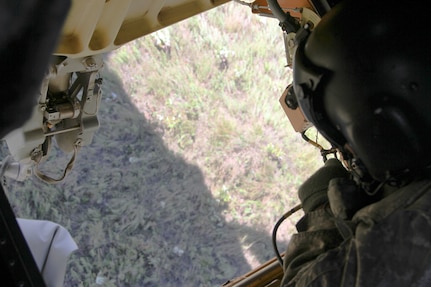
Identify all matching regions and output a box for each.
[335,144,382,195]
[345,148,417,196]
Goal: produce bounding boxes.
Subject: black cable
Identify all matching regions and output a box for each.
[272,204,302,267]
[267,0,300,33]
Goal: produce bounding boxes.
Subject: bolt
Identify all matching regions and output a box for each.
[288,38,295,48]
[85,57,97,69]
[286,99,297,109]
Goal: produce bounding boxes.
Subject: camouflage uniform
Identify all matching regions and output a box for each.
[281,178,431,286]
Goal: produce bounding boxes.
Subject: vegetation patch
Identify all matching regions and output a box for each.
[1,2,325,286]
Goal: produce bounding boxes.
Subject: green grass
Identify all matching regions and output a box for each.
[1,2,326,286]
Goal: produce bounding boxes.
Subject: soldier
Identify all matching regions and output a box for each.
[281,0,431,286]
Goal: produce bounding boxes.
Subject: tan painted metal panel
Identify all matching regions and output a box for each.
[55,0,231,58]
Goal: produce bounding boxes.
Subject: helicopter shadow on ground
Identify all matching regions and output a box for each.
[1,62,290,287]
